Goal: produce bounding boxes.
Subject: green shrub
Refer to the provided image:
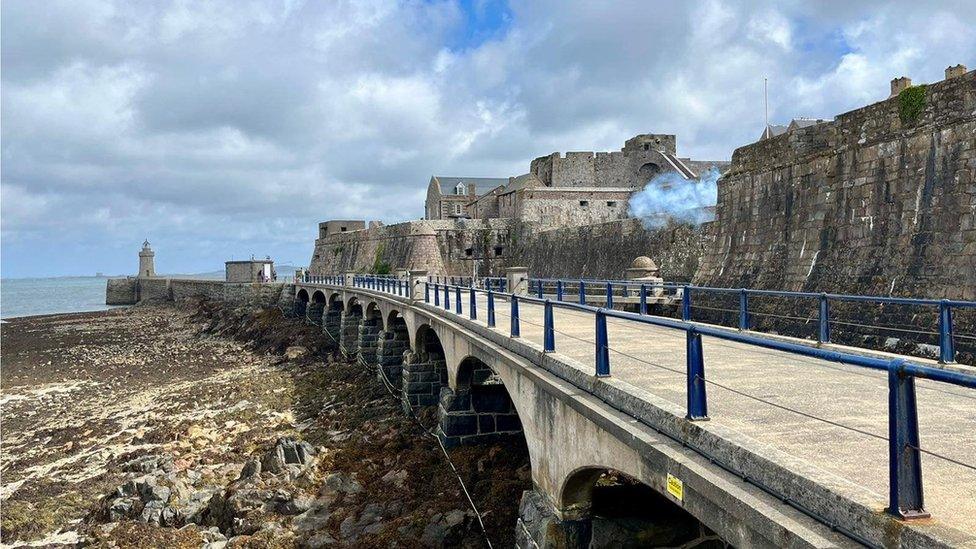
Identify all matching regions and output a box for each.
[898,84,927,124]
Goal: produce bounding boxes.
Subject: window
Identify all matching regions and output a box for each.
[579,200,589,207]
[454,204,463,215]
[465,248,473,257]
[643,143,650,151]
[494,246,503,257]
[455,183,465,195]
[340,226,347,231]
[607,201,617,207]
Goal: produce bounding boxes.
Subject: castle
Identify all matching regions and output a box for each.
[425,133,727,228]
[309,64,975,299]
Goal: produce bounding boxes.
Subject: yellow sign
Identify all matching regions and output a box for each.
[666,473,683,501]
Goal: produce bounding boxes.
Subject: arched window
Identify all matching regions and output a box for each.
[455,182,465,195]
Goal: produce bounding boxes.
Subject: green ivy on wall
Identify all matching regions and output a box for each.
[372,243,391,274]
[898,84,927,124]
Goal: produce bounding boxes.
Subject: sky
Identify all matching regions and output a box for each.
[2,0,974,278]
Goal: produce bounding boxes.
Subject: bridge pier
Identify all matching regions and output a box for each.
[516,490,591,549]
[339,305,363,357]
[278,285,296,316]
[293,298,307,318]
[356,310,382,365]
[323,302,342,345]
[401,350,447,410]
[307,301,324,326]
[436,358,523,448]
[376,315,409,386]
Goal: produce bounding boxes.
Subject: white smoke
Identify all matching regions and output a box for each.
[627,167,720,229]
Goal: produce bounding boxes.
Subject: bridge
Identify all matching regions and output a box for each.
[289,269,976,548]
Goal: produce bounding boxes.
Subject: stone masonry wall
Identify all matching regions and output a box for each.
[106,278,138,305]
[696,70,976,299]
[308,218,514,277]
[507,218,708,282]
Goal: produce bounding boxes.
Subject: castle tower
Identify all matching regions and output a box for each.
[138,240,155,278]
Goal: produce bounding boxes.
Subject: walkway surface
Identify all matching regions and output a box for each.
[453,291,976,535]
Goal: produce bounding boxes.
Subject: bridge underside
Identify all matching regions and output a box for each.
[290,282,973,548]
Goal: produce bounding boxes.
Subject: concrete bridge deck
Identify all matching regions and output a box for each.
[494,295,976,533]
[295,280,976,547]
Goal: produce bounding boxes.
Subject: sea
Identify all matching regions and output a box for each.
[0,277,123,319]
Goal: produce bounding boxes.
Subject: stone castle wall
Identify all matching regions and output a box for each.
[696,70,976,299]
[309,218,514,277]
[505,218,707,282]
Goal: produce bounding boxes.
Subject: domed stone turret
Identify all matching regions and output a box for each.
[630,256,658,271]
[138,240,155,278]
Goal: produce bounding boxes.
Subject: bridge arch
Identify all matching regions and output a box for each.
[557,467,725,547]
[376,310,410,386]
[294,288,310,317]
[307,290,327,326]
[358,302,384,365]
[401,323,448,408]
[323,293,344,344]
[311,290,326,303]
[437,355,525,449]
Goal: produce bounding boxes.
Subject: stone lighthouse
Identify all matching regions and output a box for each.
[138,240,155,278]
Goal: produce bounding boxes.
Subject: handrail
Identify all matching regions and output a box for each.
[302,273,976,522]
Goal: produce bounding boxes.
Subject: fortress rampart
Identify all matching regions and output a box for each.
[106,277,284,307]
[696,69,976,299]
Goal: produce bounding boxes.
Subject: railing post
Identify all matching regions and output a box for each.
[579,280,586,305]
[556,280,564,302]
[536,280,543,298]
[487,290,496,328]
[510,295,520,338]
[938,300,954,364]
[544,300,555,352]
[444,284,450,311]
[434,283,440,307]
[425,282,430,303]
[686,327,709,420]
[818,293,830,344]
[595,309,610,377]
[605,281,614,309]
[639,284,648,315]
[469,288,477,320]
[886,359,928,519]
[455,286,462,314]
[682,286,692,321]
[739,289,749,331]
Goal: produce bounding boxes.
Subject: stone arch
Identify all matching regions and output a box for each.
[311,290,326,303]
[556,467,725,547]
[437,355,525,449]
[637,162,662,183]
[294,288,310,317]
[401,324,448,409]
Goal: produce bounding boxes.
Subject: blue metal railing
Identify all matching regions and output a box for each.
[305,273,976,521]
[527,277,975,365]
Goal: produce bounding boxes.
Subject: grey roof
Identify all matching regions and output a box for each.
[433,176,509,195]
[760,124,788,140]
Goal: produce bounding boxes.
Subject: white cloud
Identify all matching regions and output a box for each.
[1,0,974,276]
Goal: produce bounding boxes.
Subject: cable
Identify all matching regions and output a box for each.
[368,354,494,549]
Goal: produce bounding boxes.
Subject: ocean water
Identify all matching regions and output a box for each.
[0,277,121,319]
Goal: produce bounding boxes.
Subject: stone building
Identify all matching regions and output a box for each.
[425,176,508,220]
[465,133,727,229]
[225,258,276,283]
[318,220,366,239]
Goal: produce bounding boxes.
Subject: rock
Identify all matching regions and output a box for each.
[322,472,362,495]
[261,437,316,475]
[380,469,407,488]
[107,496,140,521]
[141,500,166,525]
[421,509,469,546]
[239,459,261,479]
[285,346,309,360]
[123,454,175,474]
[136,476,172,503]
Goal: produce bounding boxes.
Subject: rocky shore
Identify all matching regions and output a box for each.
[1,302,529,547]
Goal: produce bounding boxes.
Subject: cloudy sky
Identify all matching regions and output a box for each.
[2,0,973,277]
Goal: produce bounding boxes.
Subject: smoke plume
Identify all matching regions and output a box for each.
[627,167,720,229]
